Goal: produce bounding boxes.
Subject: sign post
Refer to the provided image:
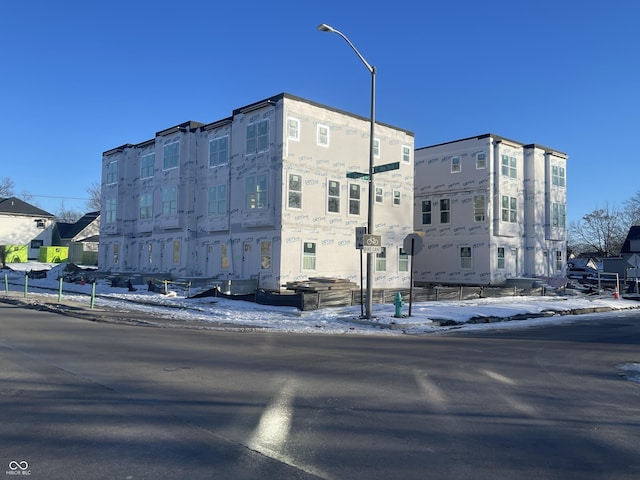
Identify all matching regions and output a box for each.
[403,232,425,316]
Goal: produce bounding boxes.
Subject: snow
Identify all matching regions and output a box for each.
[4,262,640,383]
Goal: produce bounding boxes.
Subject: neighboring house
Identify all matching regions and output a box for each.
[52,211,100,265]
[100,93,415,290]
[413,134,568,285]
[602,226,640,279]
[0,196,55,260]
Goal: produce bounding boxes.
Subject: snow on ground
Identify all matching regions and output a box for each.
[4,262,640,383]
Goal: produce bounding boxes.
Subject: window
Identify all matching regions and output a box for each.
[140,153,155,178]
[139,192,153,220]
[113,243,119,265]
[501,155,517,178]
[393,189,401,206]
[476,152,487,169]
[247,119,269,154]
[172,240,180,265]
[501,195,517,223]
[440,198,450,224]
[556,251,563,271]
[288,174,302,209]
[303,242,316,270]
[552,203,566,228]
[349,184,360,215]
[105,198,117,223]
[375,187,383,204]
[376,247,387,271]
[451,156,461,173]
[163,141,179,169]
[402,145,412,164]
[398,247,409,272]
[328,180,340,213]
[147,243,152,264]
[162,186,177,216]
[373,138,380,158]
[209,136,228,167]
[287,117,299,140]
[317,124,329,147]
[473,195,485,222]
[497,247,505,269]
[422,200,432,225]
[460,246,472,269]
[261,241,272,269]
[246,174,267,209]
[552,165,566,187]
[106,161,118,184]
[30,239,44,249]
[208,184,227,215]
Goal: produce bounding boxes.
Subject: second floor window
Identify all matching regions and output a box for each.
[288,174,302,209]
[349,184,360,215]
[163,141,179,169]
[552,203,566,228]
[208,184,227,215]
[375,187,383,204]
[393,189,401,206]
[162,186,177,215]
[328,180,340,213]
[139,193,153,220]
[105,198,117,223]
[501,155,517,178]
[501,195,517,223]
[473,195,485,222]
[209,136,228,167]
[552,165,566,187]
[246,174,267,209]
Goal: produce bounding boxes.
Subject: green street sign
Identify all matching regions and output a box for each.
[346,171,370,180]
[373,161,400,174]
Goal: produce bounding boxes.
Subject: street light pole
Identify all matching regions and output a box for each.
[317,23,376,319]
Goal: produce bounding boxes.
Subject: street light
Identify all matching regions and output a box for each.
[317,23,376,319]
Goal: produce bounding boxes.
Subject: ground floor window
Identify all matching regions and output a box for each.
[303,242,316,270]
[113,243,119,265]
[376,247,387,271]
[221,243,230,270]
[460,246,472,269]
[398,248,409,272]
[261,241,272,269]
[497,247,505,269]
[172,240,181,265]
[556,251,563,271]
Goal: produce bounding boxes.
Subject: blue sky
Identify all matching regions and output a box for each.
[1,0,638,223]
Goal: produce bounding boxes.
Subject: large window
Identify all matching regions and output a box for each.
[328,180,340,213]
[349,184,360,215]
[288,174,302,209]
[247,119,269,154]
[497,247,505,269]
[422,200,432,225]
[163,141,179,169]
[317,124,329,147]
[440,198,450,224]
[209,136,228,167]
[208,184,227,215]
[398,247,409,272]
[552,203,566,228]
[246,174,267,209]
[162,186,178,216]
[501,155,517,178]
[303,242,316,270]
[552,165,566,187]
[473,195,485,222]
[139,192,153,220]
[140,153,155,178]
[501,195,517,223]
[105,198,117,223]
[106,161,117,184]
[460,246,472,269]
[376,247,387,271]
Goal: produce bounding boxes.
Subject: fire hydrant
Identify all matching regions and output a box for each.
[394,292,405,318]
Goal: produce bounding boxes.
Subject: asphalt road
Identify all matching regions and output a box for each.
[1,302,639,480]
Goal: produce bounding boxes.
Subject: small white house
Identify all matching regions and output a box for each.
[0,196,55,260]
[413,134,567,285]
[100,93,415,290]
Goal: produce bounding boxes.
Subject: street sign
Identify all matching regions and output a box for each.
[362,234,382,253]
[403,232,425,255]
[346,171,370,180]
[628,253,640,268]
[373,161,400,174]
[355,226,367,250]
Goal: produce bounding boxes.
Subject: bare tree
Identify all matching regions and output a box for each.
[86,182,101,212]
[0,177,15,197]
[623,191,640,227]
[569,204,626,257]
[55,202,82,223]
